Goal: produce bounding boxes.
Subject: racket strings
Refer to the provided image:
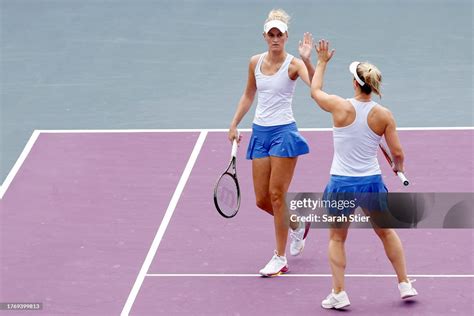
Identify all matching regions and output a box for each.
[215,174,239,216]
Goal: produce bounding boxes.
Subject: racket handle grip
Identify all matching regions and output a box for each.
[397,171,410,186]
[231,139,238,158]
[231,130,240,158]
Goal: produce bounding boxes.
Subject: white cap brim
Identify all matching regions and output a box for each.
[349,61,359,75]
[263,20,288,34]
[349,61,365,86]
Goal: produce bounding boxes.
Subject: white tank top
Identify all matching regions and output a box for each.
[253,53,296,126]
[330,98,382,176]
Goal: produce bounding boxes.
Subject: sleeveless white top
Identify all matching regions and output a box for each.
[330,98,382,176]
[253,53,296,126]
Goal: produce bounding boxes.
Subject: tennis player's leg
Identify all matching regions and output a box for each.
[322,227,351,309]
[257,157,298,276]
[268,156,298,256]
[252,157,273,215]
[372,227,408,282]
[369,222,418,298]
[358,181,411,283]
[252,157,298,233]
[328,227,349,292]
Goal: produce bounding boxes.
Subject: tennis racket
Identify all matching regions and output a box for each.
[379,142,410,186]
[213,133,241,218]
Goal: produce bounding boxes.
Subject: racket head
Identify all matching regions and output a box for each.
[213,170,241,218]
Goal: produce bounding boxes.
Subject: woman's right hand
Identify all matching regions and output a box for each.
[228,126,241,143]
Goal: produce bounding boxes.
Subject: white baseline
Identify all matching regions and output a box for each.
[146,273,474,278]
[1,127,472,199]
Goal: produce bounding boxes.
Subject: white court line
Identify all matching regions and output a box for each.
[37,129,217,133]
[0,130,41,199]
[1,126,473,198]
[120,131,208,316]
[36,126,474,133]
[146,273,474,278]
[34,126,474,134]
[395,127,474,131]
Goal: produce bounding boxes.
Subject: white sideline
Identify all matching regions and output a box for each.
[0,130,41,199]
[120,131,208,316]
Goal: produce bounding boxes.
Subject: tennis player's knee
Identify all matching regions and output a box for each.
[269,188,284,208]
[374,228,394,240]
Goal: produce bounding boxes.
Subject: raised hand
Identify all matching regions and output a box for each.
[298,32,313,61]
[315,39,335,63]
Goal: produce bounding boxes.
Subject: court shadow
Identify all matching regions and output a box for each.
[399,299,419,307]
[330,307,351,312]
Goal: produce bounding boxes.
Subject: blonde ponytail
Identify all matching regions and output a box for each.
[357,62,382,98]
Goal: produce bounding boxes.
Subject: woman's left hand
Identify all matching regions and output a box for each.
[298,32,313,61]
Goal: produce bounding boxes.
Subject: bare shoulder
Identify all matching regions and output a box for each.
[290,56,304,68]
[290,56,301,64]
[366,103,394,135]
[288,57,305,80]
[249,54,262,67]
[372,103,394,122]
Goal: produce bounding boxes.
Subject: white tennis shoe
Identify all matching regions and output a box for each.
[290,222,310,256]
[398,279,418,299]
[321,290,351,309]
[259,251,289,277]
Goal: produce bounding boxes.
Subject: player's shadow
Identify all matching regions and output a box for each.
[399,299,419,307]
[330,307,351,312]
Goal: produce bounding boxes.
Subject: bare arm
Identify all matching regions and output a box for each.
[297,32,315,86]
[229,56,258,142]
[383,110,405,173]
[310,39,347,113]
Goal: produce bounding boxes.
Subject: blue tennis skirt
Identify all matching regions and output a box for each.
[323,174,389,215]
[246,122,310,160]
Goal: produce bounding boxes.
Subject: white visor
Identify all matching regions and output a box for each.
[349,61,365,86]
[263,20,288,34]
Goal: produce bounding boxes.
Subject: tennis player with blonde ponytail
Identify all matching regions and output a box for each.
[304,38,418,309]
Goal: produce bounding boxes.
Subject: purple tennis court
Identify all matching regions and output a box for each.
[0,129,472,315]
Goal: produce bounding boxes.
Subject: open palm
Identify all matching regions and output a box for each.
[298,32,313,60]
[316,39,335,62]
